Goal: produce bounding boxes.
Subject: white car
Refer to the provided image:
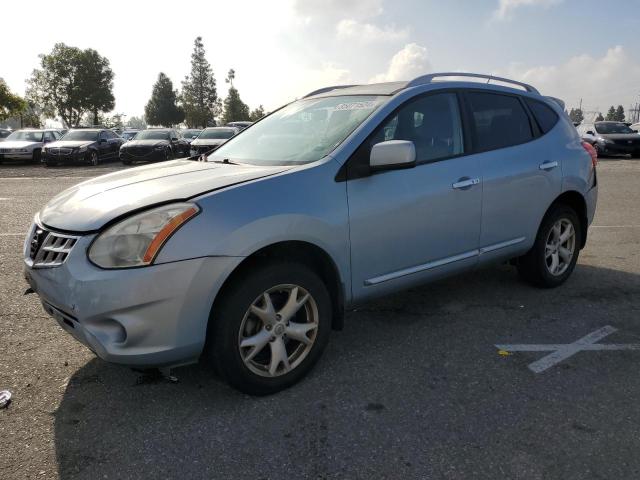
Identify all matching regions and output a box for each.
[0,129,62,163]
[631,123,640,133]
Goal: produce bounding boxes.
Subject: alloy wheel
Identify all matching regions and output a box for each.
[238,284,319,378]
[545,218,576,276]
[89,151,98,166]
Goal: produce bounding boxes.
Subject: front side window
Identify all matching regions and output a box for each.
[209,95,386,165]
[375,92,464,162]
[467,92,533,152]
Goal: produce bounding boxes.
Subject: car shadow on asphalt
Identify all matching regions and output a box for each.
[53,263,640,479]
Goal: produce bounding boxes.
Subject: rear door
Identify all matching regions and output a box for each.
[464,91,562,264]
[346,91,483,302]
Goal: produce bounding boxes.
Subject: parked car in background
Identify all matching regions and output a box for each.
[0,129,62,164]
[225,121,252,130]
[578,121,640,157]
[630,122,640,133]
[120,129,139,142]
[23,73,598,395]
[119,128,188,165]
[0,129,11,141]
[43,128,124,167]
[190,127,239,156]
[181,129,202,144]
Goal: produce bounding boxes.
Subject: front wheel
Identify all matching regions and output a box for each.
[517,204,582,288]
[207,262,332,395]
[88,151,99,166]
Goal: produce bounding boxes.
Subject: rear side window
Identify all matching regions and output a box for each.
[467,92,533,152]
[525,99,559,134]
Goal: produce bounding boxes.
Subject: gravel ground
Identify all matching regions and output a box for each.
[1,158,639,479]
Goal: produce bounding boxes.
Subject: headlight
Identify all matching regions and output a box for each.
[154,145,166,150]
[78,146,88,152]
[597,137,613,144]
[88,203,200,268]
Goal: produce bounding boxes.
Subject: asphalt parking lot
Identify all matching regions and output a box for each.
[1,158,639,479]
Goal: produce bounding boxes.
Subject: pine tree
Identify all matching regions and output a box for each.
[222,87,250,124]
[249,105,266,121]
[182,37,218,128]
[144,73,184,127]
[614,105,625,122]
[595,112,604,122]
[605,106,616,121]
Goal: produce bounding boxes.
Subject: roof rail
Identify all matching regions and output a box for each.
[406,72,540,94]
[303,85,361,98]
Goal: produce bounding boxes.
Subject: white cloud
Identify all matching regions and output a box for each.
[497,46,640,113]
[370,43,431,83]
[493,0,562,20]
[336,19,409,43]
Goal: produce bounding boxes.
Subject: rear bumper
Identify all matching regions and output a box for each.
[24,233,242,367]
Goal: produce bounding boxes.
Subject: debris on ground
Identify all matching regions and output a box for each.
[0,390,12,409]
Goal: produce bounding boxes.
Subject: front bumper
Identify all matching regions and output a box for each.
[120,149,165,162]
[24,232,241,367]
[0,152,33,161]
[43,149,86,163]
[598,142,640,156]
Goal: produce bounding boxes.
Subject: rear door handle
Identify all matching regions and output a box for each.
[452,177,480,190]
[539,161,558,170]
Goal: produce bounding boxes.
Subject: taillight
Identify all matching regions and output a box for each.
[582,141,597,168]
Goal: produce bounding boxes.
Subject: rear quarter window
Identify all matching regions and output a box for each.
[525,99,559,134]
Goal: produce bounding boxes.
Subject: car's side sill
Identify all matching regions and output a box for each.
[363,236,526,286]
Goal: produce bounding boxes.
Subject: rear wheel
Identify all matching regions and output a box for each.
[517,204,581,288]
[207,261,332,395]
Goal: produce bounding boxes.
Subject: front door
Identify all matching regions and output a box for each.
[346,92,483,302]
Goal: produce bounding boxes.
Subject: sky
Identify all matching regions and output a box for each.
[2,0,640,123]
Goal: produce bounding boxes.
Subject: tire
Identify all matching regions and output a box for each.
[517,204,582,288]
[32,149,41,164]
[164,148,170,161]
[121,159,132,165]
[44,159,57,167]
[88,150,99,166]
[207,261,332,395]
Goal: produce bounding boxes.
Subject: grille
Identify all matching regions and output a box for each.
[613,139,640,146]
[0,148,8,153]
[29,226,79,268]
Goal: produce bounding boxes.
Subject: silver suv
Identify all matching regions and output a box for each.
[24,73,598,395]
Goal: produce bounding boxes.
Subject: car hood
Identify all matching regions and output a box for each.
[191,138,227,147]
[39,159,291,232]
[0,140,40,149]
[47,140,95,149]
[599,133,640,140]
[123,139,169,148]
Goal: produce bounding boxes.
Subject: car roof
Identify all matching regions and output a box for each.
[204,126,236,130]
[303,72,542,100]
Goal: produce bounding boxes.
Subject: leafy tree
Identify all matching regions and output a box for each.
[614,105,625,122]
[26,43,115,127]
[249,105,266,121]
[81,49,115,125]
[222,87,250,124]
[569,108,584,124]
[127,116,146,129]
[605,106,616,121]
[595,112,604,122]
[181,37,218,128]
[145,73,184,127]
[0,78,26,121]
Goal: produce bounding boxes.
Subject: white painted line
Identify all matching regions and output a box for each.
[0,233,25,237]
[0,176,94,180]
[496,325,640,373]
[0,198,11,200]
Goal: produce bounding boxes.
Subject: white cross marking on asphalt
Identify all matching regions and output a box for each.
[495,326,640,373]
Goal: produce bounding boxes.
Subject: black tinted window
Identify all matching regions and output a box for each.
[468,92,533,151]
[526,99,559,134]
[377,93,464,162]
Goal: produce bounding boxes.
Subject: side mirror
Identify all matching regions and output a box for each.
[370,140,416,170]
[586,131,595,136]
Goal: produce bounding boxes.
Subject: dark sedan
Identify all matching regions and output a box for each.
[42,129,124,167]
[119,128,188,165]
[579,121,640,157]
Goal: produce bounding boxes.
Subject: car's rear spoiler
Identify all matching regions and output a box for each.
[545,96,565,110]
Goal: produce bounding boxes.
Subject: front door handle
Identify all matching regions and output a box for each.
[539,161,559,170]
[452,177,480,190]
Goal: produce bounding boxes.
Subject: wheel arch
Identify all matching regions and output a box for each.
[210,240,346,333]
[546,190,588,249]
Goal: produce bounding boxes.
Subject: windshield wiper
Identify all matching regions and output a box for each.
[211,158,239,165]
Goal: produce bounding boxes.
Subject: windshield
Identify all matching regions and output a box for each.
[595,123,636,134]
[199,128,236,140]
[183,129,201,138]
[6,131,43,142]
[122,131,138,140]
[63,131,99,141]
[209,95,385,165]
[135,130,170,140]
